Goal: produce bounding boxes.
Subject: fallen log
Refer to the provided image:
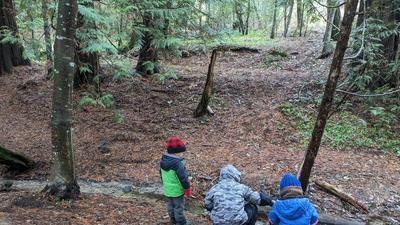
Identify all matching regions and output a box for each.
[315,180,369,213]
[258,206,366,225]
[213,45,260,53]
[0,145,34,170]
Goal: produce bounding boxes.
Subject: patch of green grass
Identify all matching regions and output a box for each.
[279,102,400,155]
[183,31,280,48]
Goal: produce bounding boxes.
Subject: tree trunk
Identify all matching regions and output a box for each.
[43,0,80,199]
[331,5,341,41]
[194,49,218,117]
[296,0,304,36]
[270,0,278,39]
[244,0,251,35]
[0,0,29,76]
[283,0,294,37]
[234,2,246,35]
[136,12,160,76]
[0,145,34,170]
[320,0,338,58]
[298,0,359,192]
[74,0,100,88]
[41,0,53,78]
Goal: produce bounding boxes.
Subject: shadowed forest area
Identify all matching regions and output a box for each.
[0,0,399,224]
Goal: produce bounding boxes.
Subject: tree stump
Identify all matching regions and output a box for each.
[194,49,218,117]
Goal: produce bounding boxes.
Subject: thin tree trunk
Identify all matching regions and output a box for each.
[41,0,53,78]
[283,0,294,37]
[320,0,338,58]
[298,0,360,192]
[74,0,100,88]
[235,2,246,35]
[270,0,278,39]
[43,0,80,199]
[244,0,251,35]
[0,0,29,76]
[296,0,304,36]
[331,5,341,41]
[194,50,218,117]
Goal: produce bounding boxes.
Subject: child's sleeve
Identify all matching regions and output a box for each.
[176,161,190,189]
[243,185,261,205]
[310,204,319,225]
[268,206,280,225]
[204,186,215,211]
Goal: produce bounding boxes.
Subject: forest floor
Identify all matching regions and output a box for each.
[0,35,399,225]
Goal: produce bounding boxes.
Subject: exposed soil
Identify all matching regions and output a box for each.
[0,36,399,224]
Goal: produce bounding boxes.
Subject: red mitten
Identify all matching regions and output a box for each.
[184,188,192,198]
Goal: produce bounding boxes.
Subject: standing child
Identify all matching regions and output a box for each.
[268,173,319,225]
[160,137,192,225]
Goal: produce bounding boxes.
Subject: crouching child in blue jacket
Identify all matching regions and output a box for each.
[160,137,192,225]
[268,173,319,225]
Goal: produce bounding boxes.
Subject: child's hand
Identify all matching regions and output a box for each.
[184,188,192,198]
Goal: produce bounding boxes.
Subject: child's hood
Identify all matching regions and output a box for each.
[273,197,312,220]
[160,153,183,170]
[219,164,241,182]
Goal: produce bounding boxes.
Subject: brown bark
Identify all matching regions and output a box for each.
[43,0,80,199]
[0,145,34,171]
[0,0,29,76]
[194,49,218,117]
[298,0,359,192]
[74,0,100,88]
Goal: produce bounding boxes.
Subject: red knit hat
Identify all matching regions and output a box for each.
[166,136,186,154]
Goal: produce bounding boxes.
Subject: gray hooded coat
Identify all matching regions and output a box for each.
[204,165,261,225]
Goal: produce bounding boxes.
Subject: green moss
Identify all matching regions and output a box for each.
[279,102,400,155]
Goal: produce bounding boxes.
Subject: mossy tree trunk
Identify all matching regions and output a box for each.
[194,50,218,117]
[0,0,29,76]
[43,0,80,199]
[0,145,34,170]
[298,0,359,192]
[136,12,160,76]
[270,0,278,39]
[296,0,304,36]
[74,0,100,88]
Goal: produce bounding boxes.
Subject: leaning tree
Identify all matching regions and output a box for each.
[43,0,80,199]
[0,0,29,75]
[298,0,360,191]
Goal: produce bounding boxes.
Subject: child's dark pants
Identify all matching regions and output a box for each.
[244,203,258,225]
[167,196,186,225]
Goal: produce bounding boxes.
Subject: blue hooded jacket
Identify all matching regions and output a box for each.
[268,197,319,225]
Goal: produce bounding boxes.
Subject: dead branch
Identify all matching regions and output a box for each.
[315,180,369,213]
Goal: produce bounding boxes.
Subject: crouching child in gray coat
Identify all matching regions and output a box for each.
[204,165,273,225]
